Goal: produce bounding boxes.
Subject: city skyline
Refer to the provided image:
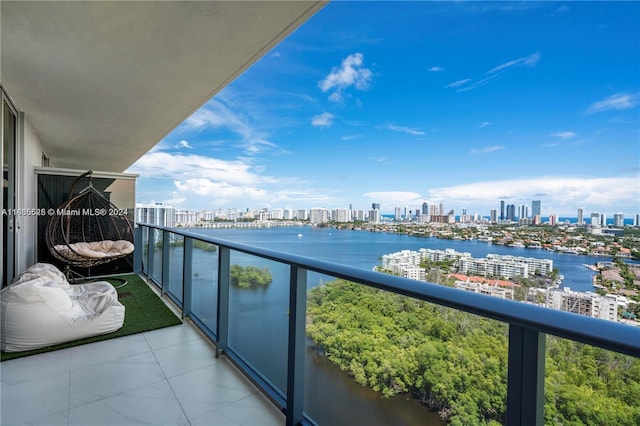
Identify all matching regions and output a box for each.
[127,2,640,216]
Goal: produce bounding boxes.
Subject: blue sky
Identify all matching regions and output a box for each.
[128,1,640,217]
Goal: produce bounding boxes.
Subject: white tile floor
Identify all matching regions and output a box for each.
[0,312,285,425]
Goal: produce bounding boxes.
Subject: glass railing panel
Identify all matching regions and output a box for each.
[150,229,163,284]
[544,335,640,424]
[166,233,184,303]
[304,273,509,425]
[141,226,149,274]
[190,239,219,334]
[227,251,290,395]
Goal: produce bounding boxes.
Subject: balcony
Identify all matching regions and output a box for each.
[1,319,284,425]
[2,223,639,425]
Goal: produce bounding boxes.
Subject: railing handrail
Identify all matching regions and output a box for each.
[139,223,640,358]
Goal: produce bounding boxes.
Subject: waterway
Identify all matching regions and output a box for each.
[170,225,616,425]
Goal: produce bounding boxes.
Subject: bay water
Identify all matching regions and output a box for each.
[176,225,610,425]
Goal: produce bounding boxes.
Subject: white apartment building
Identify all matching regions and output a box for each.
[296,209,308,221]
[381,249,423,270]
[135,203,176,228]
[389,264,426,281]
[455,281,514,300]
[486,254,553,276]
[309,208,330,225]
[270,209,284,220]
[332,208,351,222]
[458,257,529,279]
[419,248,471,263]
[368,209,381,224]
[353,209,366,221]
[174,209,199,225]
[546,287,618,321]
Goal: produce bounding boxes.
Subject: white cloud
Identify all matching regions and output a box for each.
[341,134,361,141]
[586,92,640,114]
[362,191,423,206]
[470,145,505,154]
[380,123,426,136]
[319,53,373,102]
[174,178,267,198]
[429,66,444,72]
[181,99,276,154]
[487,52,540,74]
[445,78,471,88]
[128,151,272,186]
[549,131,577,140]
[480,121,494,128]
[447,53,540,92]
[178,140,193,149]
[427,175,640,216]
[311,112,335,128]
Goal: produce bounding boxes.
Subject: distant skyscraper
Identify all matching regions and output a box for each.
[518,204,528,220]
[634,214,640,227]
[613,213,624,227]
[500,200,505,221]
[590,212,600,226]
[577,208,584,225]
[531,200,541,218]
[368,209,380,223]
[372,203,380,210]
[506,204,516,222]
[422,202,428,215]
[490,209,498,223]
[439,202,444,215]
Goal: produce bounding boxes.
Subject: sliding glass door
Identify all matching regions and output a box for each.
[2,96,17,287]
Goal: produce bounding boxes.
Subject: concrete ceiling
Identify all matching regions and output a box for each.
[1,1,325,172]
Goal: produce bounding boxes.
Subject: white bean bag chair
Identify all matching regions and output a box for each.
[1,263,125,352]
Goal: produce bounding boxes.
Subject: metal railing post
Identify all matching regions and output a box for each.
[147,227,155,280]
[182,237,193,319]
[216,246,230,358]
[161,230,170,296]
[133,225,142,273]
[507,325,545,426]
[286,266,307,426]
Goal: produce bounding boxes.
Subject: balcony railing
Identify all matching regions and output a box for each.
[134,223,640,426]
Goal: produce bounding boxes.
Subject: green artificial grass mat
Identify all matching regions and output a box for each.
[1,274,182,362]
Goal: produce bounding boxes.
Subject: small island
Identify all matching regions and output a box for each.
[230,264,272,289]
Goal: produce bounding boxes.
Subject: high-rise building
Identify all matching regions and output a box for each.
[518,204,529,220]
[368,209,380,223]
[490,209,498,223]
[394,207,402,221]
[531,200,541,218]
[500,200,505,221]
[577,208,584,225]
[506,204,516,222]
[634,214,640,227]
[590,212,600,227]
[135,203,176,228]
[613,213,624,227]
[309,208,330,225]
[332,208,351,222]
[421,202,428,215]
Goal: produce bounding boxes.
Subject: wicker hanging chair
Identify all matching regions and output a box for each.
[45,171,134,272]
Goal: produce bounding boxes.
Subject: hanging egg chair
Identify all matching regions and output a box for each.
[45,171,134,274]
